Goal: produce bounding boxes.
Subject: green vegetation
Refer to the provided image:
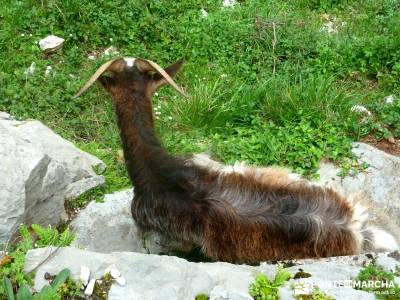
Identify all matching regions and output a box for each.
[1,0,400,204]
[92,273,114,300]
[354,263,400,300]
[2,269,75,300]
[294,287,335,300]
[249,266,292,300]
[0,225,75,300]
[194,293,210,300]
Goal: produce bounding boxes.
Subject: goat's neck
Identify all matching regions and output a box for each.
[113,92,178,191]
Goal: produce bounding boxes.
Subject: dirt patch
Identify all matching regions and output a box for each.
[360,135,400,156]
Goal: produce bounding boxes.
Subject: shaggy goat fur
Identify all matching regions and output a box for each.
[76,58,399,263]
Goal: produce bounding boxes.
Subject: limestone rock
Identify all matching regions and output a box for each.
[71,189,182,254]
[38,35,64,53]
[318,142,400,224]
[24,247,387,300]
[0,113,105,243]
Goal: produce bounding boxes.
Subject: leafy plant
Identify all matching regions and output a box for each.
[2,269,70,300]
[249,266,292,300]
[354,263,400,299]
[294,286,335,300]
[195,293,210,300]
[30,225,74,248]
[0,225,75,299]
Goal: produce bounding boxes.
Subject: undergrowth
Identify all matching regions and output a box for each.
[249,266,291,300]
[0,225,75,299]
[355,263,400,300]
[1,1,399,201]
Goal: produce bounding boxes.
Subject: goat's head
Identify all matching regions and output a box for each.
[74,58,186,100]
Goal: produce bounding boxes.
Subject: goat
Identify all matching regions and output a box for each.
[75,58,399,263]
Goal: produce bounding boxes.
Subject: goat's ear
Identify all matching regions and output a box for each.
[98,75,116,94]
[150,59,184,93]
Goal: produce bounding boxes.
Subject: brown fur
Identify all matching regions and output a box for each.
[94,59,387,263]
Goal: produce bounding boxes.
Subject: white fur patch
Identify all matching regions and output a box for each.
[347,201,369,250]
[369,227,399,251]
[124,57,136,67]
[222,162,247,175]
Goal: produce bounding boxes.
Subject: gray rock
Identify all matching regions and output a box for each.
[24,247,384,300]
[0,114,105,243]
[71,189,184,254]
[24,247,266,300]
[0,112,13,120]
[318,142,400,224]
[376,255,399,273]
[38,35,64,53]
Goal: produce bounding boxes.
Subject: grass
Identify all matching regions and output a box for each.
[1,1,400,195]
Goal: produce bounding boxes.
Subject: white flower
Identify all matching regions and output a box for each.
[168,116,173,120]
[155,111,161,116]
[154,92,159,96]
[20,33,25,37]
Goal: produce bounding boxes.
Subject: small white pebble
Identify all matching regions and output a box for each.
[351,105,372,116]
[80,266,90,286]
[84,279,96,295]
[38,35,65,52]
[200,9,209,18]
[45,65,52,76]
[115,276,126,286]
[110,268,121,279]
[222,0,237,7]
[103,46,119,56]
[24,62,36,76]
[384,95,396,104]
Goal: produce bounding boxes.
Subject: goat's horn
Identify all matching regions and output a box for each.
[140,59,188,98]
[73,58,125,98]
